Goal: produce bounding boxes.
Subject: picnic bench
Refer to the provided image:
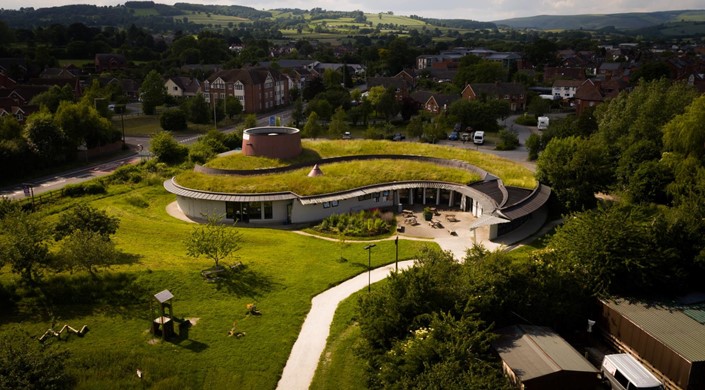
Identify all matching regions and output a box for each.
[445,214,459,222]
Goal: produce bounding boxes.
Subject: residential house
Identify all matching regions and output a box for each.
[598,62,626,80]
[164,76,202,98]
[573,79,626,115]
[203,67,289,114]
[462,82,527,112]
[413,92,458,114]
[552,79,583,100]
[94,53,128,73]
[366,77,411,100]
[543,66,587,83]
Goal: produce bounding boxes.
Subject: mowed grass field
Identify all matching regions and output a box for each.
[0,181,434,389]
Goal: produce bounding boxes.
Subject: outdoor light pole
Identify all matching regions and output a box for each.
[364,244,376,293]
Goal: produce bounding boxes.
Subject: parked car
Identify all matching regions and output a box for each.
[460,132,471,142]
[342,131,352,139]
[448,131,459,141]
[392,133,406,141]
[473,131,485,145]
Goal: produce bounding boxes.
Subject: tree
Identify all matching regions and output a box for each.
[22,110,68,164]
[327,106,349,137]
[536,136,612,211]
[376,88,399,123]
[30,84,75,113]
[55,230,121,276]
[303,112,322,138]
[406,114,425,139]
[225,96,243,120]
[291,98,305,128]
[150,130,188,165]
[185,214,242,269]
[140,70,166,115]
[0,209,53,285]
[54,204,119,241]
[0,328,72,389]
[54,101,116,149]
[160,108,188,131]
[184,93,211,124]
[663,94,705,162]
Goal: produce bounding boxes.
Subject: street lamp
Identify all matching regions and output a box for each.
[364,244,376,293]
[395,235,399,273]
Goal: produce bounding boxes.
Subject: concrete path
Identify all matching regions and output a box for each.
[276,260,416,390]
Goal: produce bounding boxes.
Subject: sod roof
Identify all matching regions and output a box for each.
[176,139,536,194]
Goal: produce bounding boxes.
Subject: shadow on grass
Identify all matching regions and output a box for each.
[349,262,369,270]
[0,273,150,324]
[208,266,276,298]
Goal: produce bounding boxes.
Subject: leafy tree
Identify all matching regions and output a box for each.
[30,84,75,113]
[303,112,322,138]
[160,108,188,131]
[291,98,305,128]
[536,136,612,211]
[306,98,333,121]
[225,96,243,119]
[22,110,68,164]
[55,230,121,276]
[54,204,120,241]
[150,131,188,165]
[527,96,551,117]
[54,101,116,149]
[422,117,447,144]
[327,106,349,137]
[0,209,53,285]
[548,204,687,296]
[140,70,166,115]
[241,114,257,130]
[185,214,242,269]
[663,94,705,162]
[406,114,425,139]
[184,93,212,124]
[0,328,72,389]
[376,88,399,123]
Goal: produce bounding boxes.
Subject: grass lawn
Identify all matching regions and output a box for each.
[310,288,369,390]
[0,181,435,389]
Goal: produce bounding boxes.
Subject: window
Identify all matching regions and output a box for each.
[263,202,272,219]
[331,200,339,207]
[248,201,262,220]
[235,83,244,91]
[323,202,330,208]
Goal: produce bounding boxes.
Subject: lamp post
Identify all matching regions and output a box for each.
[364,244,376,293]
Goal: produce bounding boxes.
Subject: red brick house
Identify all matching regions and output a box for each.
[573,79,626,115]
[94,53,128,73]
[204,67,289,114]
[462,82,527,112]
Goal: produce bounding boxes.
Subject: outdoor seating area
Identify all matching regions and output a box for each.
[395,206,474,240]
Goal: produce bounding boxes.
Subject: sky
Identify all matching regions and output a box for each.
[2,0,705,21]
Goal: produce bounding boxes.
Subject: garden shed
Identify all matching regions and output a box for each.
[492,324,599,390]
[599,298,705,390]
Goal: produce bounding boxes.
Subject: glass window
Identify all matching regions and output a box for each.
[248,201,262,220]
[263,201,273,219]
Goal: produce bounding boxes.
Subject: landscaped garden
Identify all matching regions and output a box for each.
[0,178,433,389]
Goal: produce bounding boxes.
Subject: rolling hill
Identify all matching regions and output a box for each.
[493,10,705,30]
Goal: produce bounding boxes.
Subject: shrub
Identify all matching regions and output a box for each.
[515,114,537,126]
[150,131,188,165]
[313,210,392,237]
[496,128,520,151]
[160,109,188,131]
[109,164,143,184]
[63,181,107,197]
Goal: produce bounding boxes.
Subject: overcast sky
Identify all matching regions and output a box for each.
[2,0,705,21]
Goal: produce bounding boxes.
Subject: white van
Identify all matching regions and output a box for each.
[601,354,664,390]
[473,131,484,145]
[537,116,549,130]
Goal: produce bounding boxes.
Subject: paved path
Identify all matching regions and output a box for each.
[276,260,416,390]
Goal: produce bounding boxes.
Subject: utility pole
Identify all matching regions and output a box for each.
[364,244,376,293]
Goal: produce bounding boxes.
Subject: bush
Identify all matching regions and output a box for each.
[313,210,393,237]
[63,181,107,197]
[526,133,542,160]
[514,114,537,126]
[160,109,188,131]
[150,131,188,165]
[108,164,143,184]
[496,128,520,151]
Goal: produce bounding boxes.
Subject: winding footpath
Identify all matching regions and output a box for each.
[276,260,416,390]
